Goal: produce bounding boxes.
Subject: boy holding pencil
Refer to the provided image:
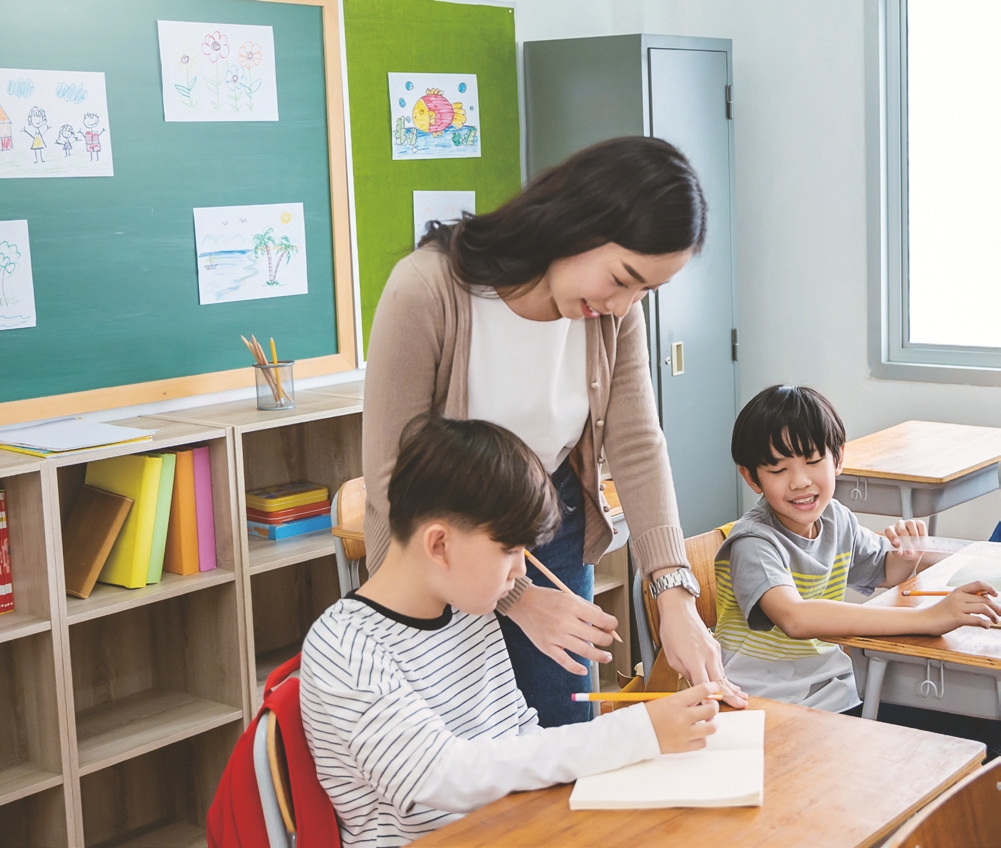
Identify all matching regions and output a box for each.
[716,385,1001,715]
[300,415,721,847]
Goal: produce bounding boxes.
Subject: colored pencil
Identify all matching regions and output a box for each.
[524,549,623,643]
[571,691,724,702]
[270,336,286,402]
[901,589,990,596]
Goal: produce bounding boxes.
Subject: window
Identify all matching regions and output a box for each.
[868,0,1001,383]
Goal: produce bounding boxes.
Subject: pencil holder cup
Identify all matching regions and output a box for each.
[254,361,295,410]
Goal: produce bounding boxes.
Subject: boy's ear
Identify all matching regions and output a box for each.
[737,465,763,494]
[834,452,845,476]
[421,522,451,570]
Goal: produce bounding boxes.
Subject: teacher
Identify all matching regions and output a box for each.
[363,136,747,726]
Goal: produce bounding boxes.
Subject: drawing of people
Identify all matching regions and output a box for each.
[21,106,48,163]
[80,112,105,162]
[56,124,78,157]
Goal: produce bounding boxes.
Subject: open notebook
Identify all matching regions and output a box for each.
[569,710,765,810]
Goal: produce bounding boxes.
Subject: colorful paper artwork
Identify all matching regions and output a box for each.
[413,190,475,247]
[0,220,37,331]
[157,21,279,122]
[389,73,480,160]
[0,68,113,179]
[193,203,307,305]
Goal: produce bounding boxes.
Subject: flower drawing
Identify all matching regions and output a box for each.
[239,41,263,69]
[201,31,230,63]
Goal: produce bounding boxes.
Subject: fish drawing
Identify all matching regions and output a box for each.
[412,89,466,137]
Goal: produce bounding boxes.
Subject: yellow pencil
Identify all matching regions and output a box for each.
[270,337,285,402]
[571,691,724,702]
[524,549,623,643]
[901,589,990,596]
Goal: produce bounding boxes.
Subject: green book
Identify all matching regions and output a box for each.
[145,452,176,584]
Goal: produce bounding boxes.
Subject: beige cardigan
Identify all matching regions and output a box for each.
[362,248,690,611]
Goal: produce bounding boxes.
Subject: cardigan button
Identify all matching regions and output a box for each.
[613,527,619,534]
[599,483,605,491]
[596,419,604,427]
[591,380,599,389]
[603,504,611,512]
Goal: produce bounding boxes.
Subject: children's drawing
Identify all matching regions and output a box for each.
[0,68,113,179]
[194,203,307,304]
[413,190,475,248]
[0,220,37,330]
[389,73,480,160]
[158,21,279,122]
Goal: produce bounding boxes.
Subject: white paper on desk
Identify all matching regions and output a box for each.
[944,542,1001,587]
[0,418,155,452]
[568,710,765,810]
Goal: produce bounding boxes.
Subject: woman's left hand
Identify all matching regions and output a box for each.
[657,589,748,708]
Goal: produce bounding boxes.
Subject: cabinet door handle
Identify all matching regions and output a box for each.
[670,341,685,376]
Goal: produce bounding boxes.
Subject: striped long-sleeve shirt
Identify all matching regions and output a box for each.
[300,593,659,847]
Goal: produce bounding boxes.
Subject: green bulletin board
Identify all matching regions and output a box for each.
[0,0,348,416]
[342,0,522,353]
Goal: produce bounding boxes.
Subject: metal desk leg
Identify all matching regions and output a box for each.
[899,485,938,534]
[861,656,888,720]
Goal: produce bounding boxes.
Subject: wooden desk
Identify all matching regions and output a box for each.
[409,696,984,848]
[834,420,1001,534]
[833,548,1001,721]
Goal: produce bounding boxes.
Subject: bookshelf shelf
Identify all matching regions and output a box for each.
[0,762,63,807]
[0,611,50,645]
[75,688,243,775]
[254,642,302,702]
[114,821,205,848]
[248,530,339,575]
[65,570,236,626]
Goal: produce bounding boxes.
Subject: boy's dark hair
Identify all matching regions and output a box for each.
[418,136,707,292]
[388,415,561,549]
[731,385,846,485]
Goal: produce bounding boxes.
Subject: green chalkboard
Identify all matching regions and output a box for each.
[342,0,521,353]
[1,0,341,407]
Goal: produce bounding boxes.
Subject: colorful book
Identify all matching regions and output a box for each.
[247,512,332,540]
[193,446,217,572]
[246,499,331,525]
[144,452,176,584]
[245,481,329,513]
[163,448,200,576]
[62,485,133,599]
[85,453,163,589]
[0,490,12,613]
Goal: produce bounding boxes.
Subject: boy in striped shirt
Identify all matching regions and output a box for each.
[301,415,722,847]
[715,384,999,712]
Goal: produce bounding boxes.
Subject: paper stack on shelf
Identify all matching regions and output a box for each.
[246,481,331,541]
[0,417,155,457]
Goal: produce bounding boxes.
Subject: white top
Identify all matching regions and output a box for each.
[467,294,588,474]
[300,595,660,847]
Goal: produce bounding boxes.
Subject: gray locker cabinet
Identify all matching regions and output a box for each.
[525,34,741,535]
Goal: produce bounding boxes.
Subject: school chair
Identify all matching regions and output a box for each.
[254,711,295,848]
[632,526,726,682]
[882,756,1001,847]
[331,477,366,594]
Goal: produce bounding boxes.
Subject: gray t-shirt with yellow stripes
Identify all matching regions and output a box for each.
[714,496,889,712]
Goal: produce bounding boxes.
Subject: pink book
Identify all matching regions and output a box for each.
[192,446,217,572]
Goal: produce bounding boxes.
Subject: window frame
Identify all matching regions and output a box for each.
[866,0,1001,385]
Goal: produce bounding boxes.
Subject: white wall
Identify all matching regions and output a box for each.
[513,0,1001,540]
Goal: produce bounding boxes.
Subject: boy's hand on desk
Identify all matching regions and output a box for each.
[884,518,928,558]
[644,682,720,754]
[923,581,1001,633]
[505,584,617,675]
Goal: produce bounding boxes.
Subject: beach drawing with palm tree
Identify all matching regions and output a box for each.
[252,227,299,285]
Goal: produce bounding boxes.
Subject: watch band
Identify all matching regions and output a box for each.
[649,568,701,599]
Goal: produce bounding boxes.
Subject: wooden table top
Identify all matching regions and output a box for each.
[831,548,1001,669]
[409,696,984,848]
[841,420,1001,484]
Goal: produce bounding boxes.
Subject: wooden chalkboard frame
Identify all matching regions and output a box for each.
[0,0,355,426]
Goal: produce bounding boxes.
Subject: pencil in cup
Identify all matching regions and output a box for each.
[241,334,281,402]
[523,549,623,643]
[571,691,724,702]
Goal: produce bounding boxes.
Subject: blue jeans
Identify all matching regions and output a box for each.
[498,457,594,727]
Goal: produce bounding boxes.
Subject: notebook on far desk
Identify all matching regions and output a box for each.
[568,710,765,810]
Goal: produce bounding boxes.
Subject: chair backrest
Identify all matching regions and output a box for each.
[883,757,1001,847]
[334,477,366,561]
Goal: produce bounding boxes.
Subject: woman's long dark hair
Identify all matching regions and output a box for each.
[418,136,707,291]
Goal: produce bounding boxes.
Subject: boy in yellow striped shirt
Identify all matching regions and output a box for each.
[715,384,999,712]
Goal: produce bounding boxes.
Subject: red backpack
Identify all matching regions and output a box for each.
[207,653,341,848]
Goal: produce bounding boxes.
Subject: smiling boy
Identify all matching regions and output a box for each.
[714,385,1000,712]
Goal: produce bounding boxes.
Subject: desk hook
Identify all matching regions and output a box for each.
[849,476,867,502]
[919,660,944,700]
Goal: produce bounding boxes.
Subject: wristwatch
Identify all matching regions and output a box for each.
[649,568,701,599]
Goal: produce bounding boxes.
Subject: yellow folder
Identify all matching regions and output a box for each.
[85,454,163,589]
